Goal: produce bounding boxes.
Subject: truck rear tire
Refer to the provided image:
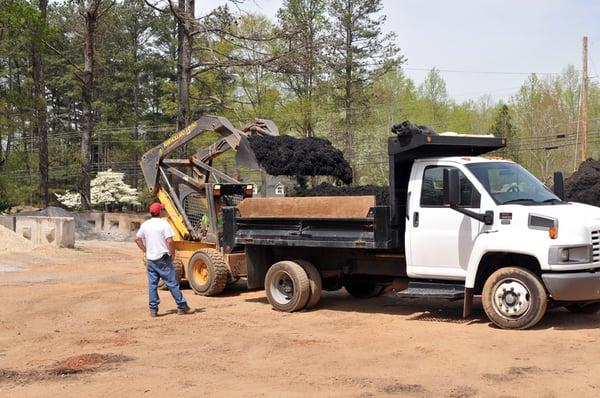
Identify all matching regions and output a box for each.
[158,259,184,290]
[294,259,322,309]
[265,261,311,312]
[565,302,600,314]
[187,249,229,296]
[482,267,547,330]
[344,281,384,299]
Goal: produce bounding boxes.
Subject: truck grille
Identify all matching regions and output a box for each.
[592,230,600,261]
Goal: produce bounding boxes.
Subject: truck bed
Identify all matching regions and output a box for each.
[222,196,394,252]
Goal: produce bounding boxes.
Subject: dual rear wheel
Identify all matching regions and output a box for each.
[265,260,322,312]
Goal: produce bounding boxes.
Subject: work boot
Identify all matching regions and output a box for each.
[177,306,191,315]
[149,309,158,318]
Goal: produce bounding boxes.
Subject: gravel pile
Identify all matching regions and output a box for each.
[0,225,35,253]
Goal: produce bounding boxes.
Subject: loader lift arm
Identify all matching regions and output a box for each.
[139,115,277,241]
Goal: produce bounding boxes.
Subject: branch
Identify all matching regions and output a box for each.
[41,39,85,84]
[97,0,116,20]
[144,0,169,13]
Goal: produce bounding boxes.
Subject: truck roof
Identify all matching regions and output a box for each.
[387,132,506,161]
[414,156,514,165]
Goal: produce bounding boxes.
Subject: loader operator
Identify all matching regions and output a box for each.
[135,202,191,317]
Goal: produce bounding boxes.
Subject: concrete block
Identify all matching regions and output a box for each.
[0,215,15,231]
[15,216,75,248]
[102,212,148,235]
[78,211,104,231]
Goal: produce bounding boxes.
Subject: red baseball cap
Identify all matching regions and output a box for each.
[149,202,165,216]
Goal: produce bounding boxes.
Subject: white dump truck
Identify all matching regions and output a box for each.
[223,131,600,329]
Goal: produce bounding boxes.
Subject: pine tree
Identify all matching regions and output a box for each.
[490,104,518,161]
[327,0,401,170]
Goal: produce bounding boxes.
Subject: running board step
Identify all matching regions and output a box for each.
[395,282,465,300]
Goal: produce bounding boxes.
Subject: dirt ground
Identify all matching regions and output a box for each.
[1,241,599,397]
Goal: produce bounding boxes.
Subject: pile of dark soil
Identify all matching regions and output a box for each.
[391,120,436,136]
[293,183,389,205]
[248,135,353,184]
[565,159,600,206]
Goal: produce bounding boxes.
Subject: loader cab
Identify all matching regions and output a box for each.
[181,183,254,243]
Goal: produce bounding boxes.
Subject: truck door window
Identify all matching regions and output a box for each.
[420,166,480,208]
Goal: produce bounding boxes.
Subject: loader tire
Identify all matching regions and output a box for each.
[344,281,384,299]
[265,261,311,312]
[565,302,600,314]
[187,249,229,296]
[158,258,184,290]
[294,259,322,309]
[482,267,547,330]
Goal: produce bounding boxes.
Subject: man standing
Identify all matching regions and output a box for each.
[135,202,191,317]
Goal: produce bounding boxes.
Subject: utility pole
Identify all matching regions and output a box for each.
[579,36,589,162]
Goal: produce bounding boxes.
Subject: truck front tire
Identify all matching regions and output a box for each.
[482,267,548,330]
[265,261,311,312]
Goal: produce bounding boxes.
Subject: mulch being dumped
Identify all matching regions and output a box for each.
[248,135,353,184]
[565,159,600,206]
[0,353,132,384]
[293,183,390,205]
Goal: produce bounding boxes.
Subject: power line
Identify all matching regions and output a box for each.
[404,67,569,76]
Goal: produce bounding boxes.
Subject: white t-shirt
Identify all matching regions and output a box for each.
[136,218,175,261]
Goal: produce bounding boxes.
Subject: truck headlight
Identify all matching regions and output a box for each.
[549,245,592,265]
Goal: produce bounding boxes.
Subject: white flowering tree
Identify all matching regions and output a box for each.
[56,170,140,210]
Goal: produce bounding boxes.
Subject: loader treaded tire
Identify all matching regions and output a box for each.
[265,261,311,312]
[187,249,229,296]
[158,259,184,290]
[294,259,322,309]
[482,266,547,330]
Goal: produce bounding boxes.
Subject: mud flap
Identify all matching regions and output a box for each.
[463,287,474,318]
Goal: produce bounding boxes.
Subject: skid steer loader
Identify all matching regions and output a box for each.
[139,115,277,295]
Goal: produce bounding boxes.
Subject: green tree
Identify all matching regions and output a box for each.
[327,0,401,171]
[277,0,328,137]
[416,68,448,130]
[490,104,518,161]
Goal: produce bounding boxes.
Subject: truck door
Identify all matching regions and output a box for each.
[406,164,482,279]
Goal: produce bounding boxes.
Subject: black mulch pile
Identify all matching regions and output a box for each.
[292,183,390,205]
[248,135,353,184]
[565,159,600,206]
[391,120,436,136]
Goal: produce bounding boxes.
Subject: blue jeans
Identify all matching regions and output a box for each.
[147,254,188,311]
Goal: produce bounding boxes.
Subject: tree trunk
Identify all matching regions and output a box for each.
[80,1,99,210]
[175,0,193,131]
[32,0,50,207]
[344,1,354,179]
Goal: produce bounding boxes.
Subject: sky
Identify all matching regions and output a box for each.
[197,0,600,102]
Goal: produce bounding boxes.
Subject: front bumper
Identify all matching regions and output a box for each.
[542,272,600,301]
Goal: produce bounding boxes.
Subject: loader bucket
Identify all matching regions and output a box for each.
[235,136,263,171]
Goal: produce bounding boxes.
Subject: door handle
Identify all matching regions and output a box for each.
[413,211,419,227]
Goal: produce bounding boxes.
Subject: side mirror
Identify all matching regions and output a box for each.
[553,171,565,200]
[443,168,461,207]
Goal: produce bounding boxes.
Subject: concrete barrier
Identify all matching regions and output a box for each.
[0,215,15,231]
[14,216,75,248]
[103,213,147,235]
[77,211,148,236]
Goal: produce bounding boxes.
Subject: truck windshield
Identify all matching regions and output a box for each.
[466,162,562,205]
